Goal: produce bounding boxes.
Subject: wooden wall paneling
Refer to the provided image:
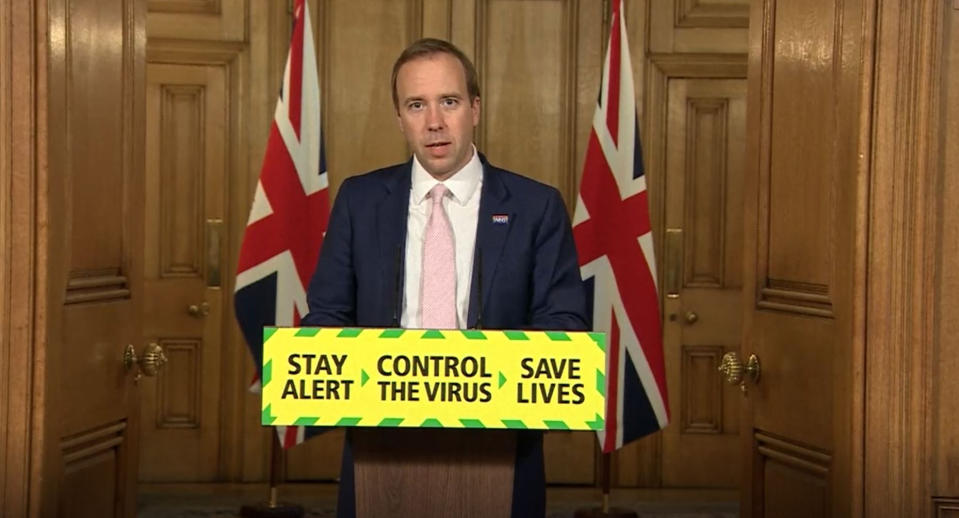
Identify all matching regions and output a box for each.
[148,0,245,42]
[935,2,959,506]
[422,0,452,40]
[674,0,748,28]
[478,0,567,193]
[449,0,478,64]
[1,0,40,515]
[316,0,412,204]
[865,0,946,517]
[649,0,747,54]
[0,0,9,508]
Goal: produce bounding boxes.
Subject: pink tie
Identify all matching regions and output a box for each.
[421,184,457,329]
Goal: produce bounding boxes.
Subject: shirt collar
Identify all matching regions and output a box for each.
[411,145,482,206]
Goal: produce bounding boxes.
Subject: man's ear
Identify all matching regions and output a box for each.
[471,96,481,126]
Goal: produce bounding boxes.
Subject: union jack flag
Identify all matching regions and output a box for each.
[235,0,329,449]
[573,0,670,453]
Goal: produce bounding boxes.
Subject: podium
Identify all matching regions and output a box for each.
[352,428,516,517]
[260,327,606,517]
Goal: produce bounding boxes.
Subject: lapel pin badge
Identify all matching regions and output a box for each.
[492,214,509,225]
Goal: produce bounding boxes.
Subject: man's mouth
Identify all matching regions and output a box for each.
[425,141,451,156]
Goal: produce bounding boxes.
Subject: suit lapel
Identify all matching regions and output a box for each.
[376,161,412,324]
[468,159,513,328]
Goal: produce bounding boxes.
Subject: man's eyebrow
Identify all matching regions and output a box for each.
[402,93,463,104]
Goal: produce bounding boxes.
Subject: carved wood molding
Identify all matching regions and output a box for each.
[645,53,746,281]
[147,35,248,480]
[935,498,959,517]
[675,0,748,29]
[1,1,41,516]
[149,0,220,15]
[864,1,945,517]
[146,38,244,65]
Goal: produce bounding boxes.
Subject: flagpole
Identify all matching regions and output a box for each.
[240,433,305,518]
[269,433,284,507]
[601,452,610,513]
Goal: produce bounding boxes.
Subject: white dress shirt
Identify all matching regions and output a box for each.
[400,148,482,329]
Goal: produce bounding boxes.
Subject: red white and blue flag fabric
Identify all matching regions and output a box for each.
[235,0,329,449]
[573,0,670,453]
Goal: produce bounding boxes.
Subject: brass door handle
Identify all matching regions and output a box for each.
[188,302,210,318]
[718,352,760,392]
[684,311,699,325]
[123,343,167,382]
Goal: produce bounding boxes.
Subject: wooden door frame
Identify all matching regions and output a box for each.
[864,0,945,517]
[1,1,49,516]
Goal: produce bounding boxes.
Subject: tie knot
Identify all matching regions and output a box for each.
[429,184,448,205]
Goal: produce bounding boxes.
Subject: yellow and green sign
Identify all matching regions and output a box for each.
[261,327,606,431]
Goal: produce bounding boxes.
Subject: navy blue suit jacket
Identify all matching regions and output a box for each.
[302,155,589,518]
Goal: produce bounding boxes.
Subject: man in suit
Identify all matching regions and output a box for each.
[302,37,589,518]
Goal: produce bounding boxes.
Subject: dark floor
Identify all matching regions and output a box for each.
[138,484,738,518]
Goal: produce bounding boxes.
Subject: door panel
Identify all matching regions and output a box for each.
[141,62,228,482]
[661,78,745,488]
[46,0,145,514]
[742,0,867,515]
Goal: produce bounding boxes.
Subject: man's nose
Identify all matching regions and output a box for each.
[426,105,444,130]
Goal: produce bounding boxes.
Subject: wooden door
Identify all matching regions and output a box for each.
[660,78,745,488]
[740,0,869,515]
[44,0,146,515]
[140,0,255,483]
[140,61,230,481]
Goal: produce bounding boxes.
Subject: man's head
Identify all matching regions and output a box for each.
[391,38,481,181]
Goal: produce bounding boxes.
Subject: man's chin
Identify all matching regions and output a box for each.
[417,155,453,178]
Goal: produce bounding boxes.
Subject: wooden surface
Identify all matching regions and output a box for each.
[140,56,234,482]
[865,1,948,517]
[658,66,746,489]
[741,0,870,516]
[43,0,147,515]
[0,1,40,516]
[935,3,959,510]
[352,428,515,518]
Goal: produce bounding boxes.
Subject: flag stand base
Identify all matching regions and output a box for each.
[239,435,305,518]
[574,452,639,518]
[239,502,305,518]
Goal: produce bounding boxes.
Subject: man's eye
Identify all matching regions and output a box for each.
[442,98,459,107]
[408,101,423,110]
